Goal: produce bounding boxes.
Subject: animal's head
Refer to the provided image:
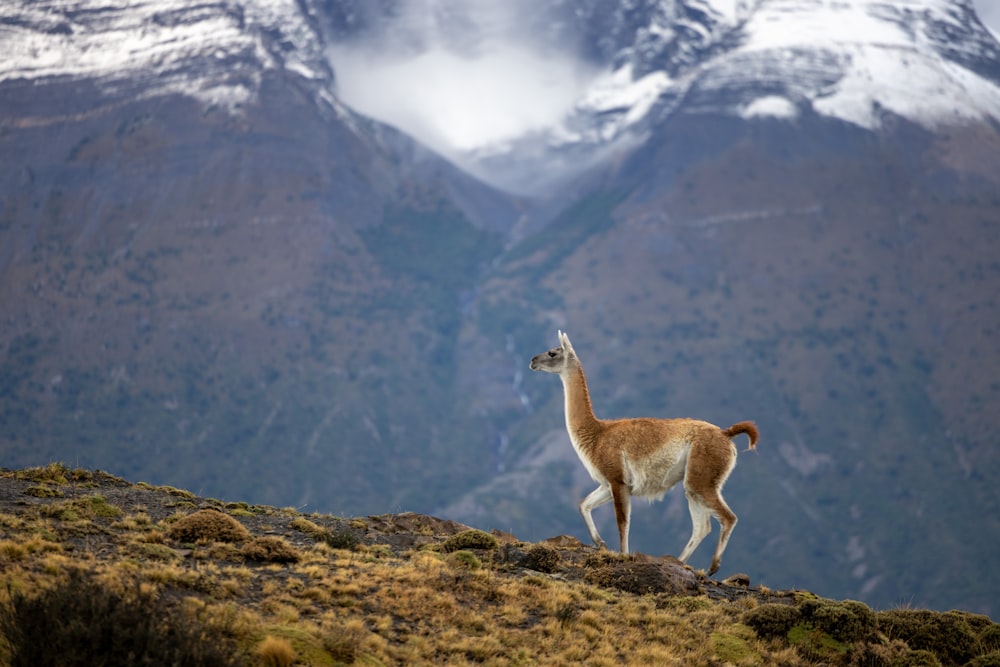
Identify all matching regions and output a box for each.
[529,330,577,374]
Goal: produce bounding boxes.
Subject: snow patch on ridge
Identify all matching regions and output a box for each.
[731,0,1000,129]
[811,43,1000,129]
[555,64,673,144]
[0,0,326,109]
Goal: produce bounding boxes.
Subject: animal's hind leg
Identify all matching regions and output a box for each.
[706,493,737,576]
[677,491,712,564]
[684,435,739,575]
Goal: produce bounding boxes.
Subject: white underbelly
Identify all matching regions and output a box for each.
[623,446,688,499]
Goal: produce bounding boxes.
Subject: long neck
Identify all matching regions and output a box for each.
[561,359,601,438]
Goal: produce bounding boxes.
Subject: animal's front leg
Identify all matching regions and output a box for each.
[579,485,612,548]
[611,482,632,555]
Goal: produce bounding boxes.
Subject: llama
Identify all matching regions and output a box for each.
[529,330,758,575]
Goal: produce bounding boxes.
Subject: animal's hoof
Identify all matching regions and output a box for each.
[595,539,607,549]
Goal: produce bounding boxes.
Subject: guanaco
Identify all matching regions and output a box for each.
[530,330,758,574]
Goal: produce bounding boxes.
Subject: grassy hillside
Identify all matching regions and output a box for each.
[1,464,997,667]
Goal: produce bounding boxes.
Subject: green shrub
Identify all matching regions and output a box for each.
[743,603,801,639]
[446,550,482,570]
[891,649,943,667]
[0,569,242,666]
[15,463,69,484]
[442,530,499,552]
[711,626,759,664]
[877,609,978,666]
[23,486,61,498]
[323,525,362,550]
[967,651,1000,667]
[787,622,851,661]
[979,625,1000,653]
[799,597,877,643]
[82,495,121,518]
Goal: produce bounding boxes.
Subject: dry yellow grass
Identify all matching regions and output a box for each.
[255,635,296,667]
[1,466,995,667]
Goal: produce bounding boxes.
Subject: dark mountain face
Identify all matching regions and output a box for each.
[2,0,999,615]
[0,55,511,511]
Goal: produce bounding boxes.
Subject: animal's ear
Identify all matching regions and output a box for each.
[559,330,574,353]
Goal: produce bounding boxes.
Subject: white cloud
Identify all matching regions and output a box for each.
[330,43,596,155]
[326,0,600,185]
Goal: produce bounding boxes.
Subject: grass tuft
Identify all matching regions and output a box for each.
[242,537,300,564]
[254,635,295,667]
[446,550,482,570]
[167,509,250,543]
[23,485,62,498]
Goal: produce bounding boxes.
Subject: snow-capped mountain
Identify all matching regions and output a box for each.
[467,0,1000,191]
[4,0,998,193]
[0,0,332,111]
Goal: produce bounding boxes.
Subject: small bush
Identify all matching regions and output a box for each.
[132,542,183,562]
[160,485,196,499]
[711,627,759,664]
[15,463,69,484]
[0,541,27,561]
[323,525,361,550]
[290,517,325,537]
[743,603,802,639]
[82,495,122,518]
[967,651,1000,667]
[255,635,295,667]
[24,485,62,498]
[447,550,482,570]
[0,568,242,666]
[525,544,560,573]
[877,609,978,666]
[800,597,877,643]
[242,537,300,563]
[788,622,851,661]
[324,621,365,663]
[979,625,1000,653]
[892,649,943,666]
[443,530,499,552]
[167,509,250,543]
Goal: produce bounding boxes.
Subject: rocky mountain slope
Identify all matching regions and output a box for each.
[1,0,999,616]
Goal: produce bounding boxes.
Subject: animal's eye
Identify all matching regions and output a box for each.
[548,350,557,358]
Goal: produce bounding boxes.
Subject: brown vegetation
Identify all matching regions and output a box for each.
[0,463,996,666]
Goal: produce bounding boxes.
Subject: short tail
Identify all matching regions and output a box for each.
[723,421,759,452]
